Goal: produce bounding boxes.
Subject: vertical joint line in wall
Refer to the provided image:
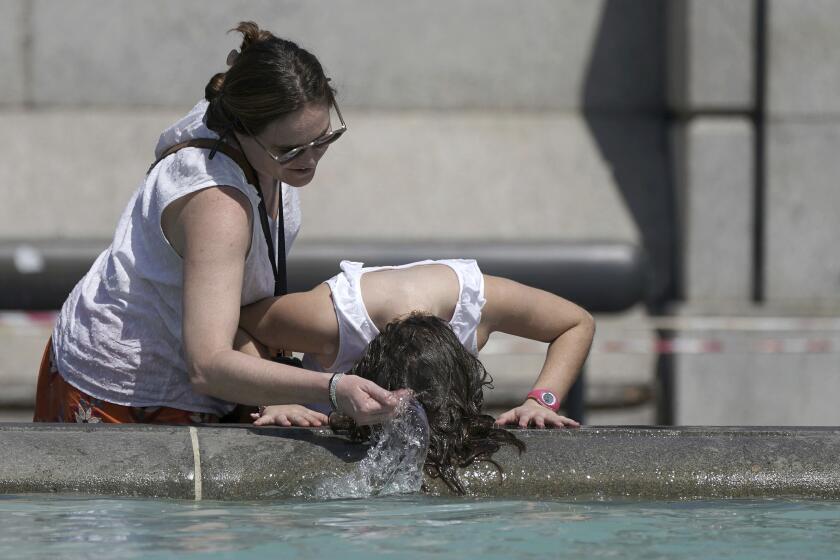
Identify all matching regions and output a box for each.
[21,0,34,108]
[189,427,203,501]
[752,0,768,302]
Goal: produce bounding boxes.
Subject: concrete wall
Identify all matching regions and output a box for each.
[0,0,666,424]
[665,0,840,424]
[0,0,25,105]
[672,118,754,302]
[765,0,840,305]
[26,0,662,111]
[672,322,840,425]
[3,1,840,425]
[667,0,755,112]
[667,0,755,303]
[668,0,840,307]
[0,0,668,251]
[0,0,674,302]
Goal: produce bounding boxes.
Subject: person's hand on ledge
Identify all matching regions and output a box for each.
[495,398,581,429]
[251,404,329,427]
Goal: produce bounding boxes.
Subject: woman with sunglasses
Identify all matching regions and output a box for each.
[34,22,399,425]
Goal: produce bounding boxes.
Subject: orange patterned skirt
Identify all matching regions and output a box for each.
[33,338,220,425]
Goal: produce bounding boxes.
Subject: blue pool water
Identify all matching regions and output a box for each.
[1,495,839,559]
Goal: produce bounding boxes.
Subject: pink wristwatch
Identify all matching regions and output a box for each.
[527,389,560,412]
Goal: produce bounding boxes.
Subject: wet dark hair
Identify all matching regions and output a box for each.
[348,313,525,495]
[204,21,336,136]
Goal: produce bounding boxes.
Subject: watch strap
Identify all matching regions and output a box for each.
[526,388,560,412]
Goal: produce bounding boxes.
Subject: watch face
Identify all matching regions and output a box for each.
[528,389,559,411]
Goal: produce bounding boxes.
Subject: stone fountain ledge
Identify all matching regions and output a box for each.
[1,424,839,500]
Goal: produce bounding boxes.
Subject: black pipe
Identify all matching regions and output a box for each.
[752,0,768,302]
[0,240,647,313]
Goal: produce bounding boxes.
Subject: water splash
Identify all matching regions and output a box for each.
[316,397,430,499]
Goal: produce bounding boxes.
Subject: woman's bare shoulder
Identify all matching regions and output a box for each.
[162,185,253,258]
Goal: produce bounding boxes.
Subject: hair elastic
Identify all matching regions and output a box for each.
[226,49,240,67]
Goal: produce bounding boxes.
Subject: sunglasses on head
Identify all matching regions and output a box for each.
[239,99,347,164]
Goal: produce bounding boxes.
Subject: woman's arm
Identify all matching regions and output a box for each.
[480,275,595,428]
[171,185,396,424]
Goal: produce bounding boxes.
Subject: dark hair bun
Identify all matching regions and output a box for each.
[204,72,226,102]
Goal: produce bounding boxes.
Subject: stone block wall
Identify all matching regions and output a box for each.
[26,0,660,111]
[672,118,754,302]
[3,0,839,425]
[669,0,840,308]
[667,0,840,425]
[765,0,840,305]
[0,1,668,425]
[0,0,25,105]
[1,0,671,290]
[673,326,840,425]
[668,0,756,303]
[667,0,755,112]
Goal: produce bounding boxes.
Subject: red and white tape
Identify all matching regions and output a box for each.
[482,336,838,355]
[594,337,836,355]
[2,312,839,354]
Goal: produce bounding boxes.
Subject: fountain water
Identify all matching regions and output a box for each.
[316,397,430,499]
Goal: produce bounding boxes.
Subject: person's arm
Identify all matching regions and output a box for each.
[173,186,396,424]
[480,275,595,428]
[236,287,339,428]
[239,284,339,362]
[233,326,330,428]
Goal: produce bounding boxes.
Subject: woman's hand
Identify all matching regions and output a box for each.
[333,374,399,426]
[495,399,581,429]
[251,404,329,427]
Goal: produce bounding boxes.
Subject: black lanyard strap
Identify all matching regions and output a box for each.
[254,185,286,297]
[150,138,286,297]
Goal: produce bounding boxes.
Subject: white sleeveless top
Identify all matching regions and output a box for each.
[52,100,302,415]
[302,259,486,374]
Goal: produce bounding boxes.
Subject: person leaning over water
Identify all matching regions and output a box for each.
[348,313,527,494]
[33,22,399,425]
[238,259,595,430]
